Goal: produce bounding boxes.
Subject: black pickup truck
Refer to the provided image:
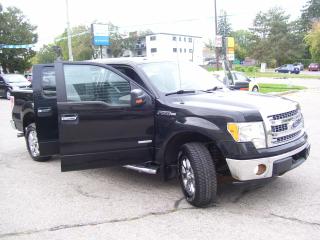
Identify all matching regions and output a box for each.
[11,58,310,207]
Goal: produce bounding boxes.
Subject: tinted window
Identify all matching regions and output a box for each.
[151,48,157,53]
[42,67,56,97]
[64,65,131,106]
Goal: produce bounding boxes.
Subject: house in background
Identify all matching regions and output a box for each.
[131,33,204,65]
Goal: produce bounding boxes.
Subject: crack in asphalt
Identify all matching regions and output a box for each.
[75,186,110,200]
[0,207,194,239]
[270,213,320,227]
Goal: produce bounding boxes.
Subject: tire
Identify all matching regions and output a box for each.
[5,90,11,100]
[178,142,217,207]
[25,123,51,162]
[252,86,259,92]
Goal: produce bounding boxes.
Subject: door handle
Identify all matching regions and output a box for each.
[61,114,78,121]
[38,107,52,113]
[37,107,52,117]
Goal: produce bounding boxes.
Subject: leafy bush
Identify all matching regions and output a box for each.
[234,65,258,73]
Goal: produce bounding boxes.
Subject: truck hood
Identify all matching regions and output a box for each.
[172,90,298,118]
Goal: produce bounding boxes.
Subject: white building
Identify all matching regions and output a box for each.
[143,33,203,65]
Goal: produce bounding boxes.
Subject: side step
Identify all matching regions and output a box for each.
[124,163,159,175]
[17,132,24,138]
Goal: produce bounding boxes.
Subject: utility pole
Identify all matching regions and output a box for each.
[65,0,73,61]
[214,0,219,70]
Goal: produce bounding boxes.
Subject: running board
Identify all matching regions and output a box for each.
[17,132,24,138]
[124,164,159,175]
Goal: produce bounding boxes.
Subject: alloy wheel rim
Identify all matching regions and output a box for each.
[6,91,10,99]
[28,130,40,157]
[180,156,195,198]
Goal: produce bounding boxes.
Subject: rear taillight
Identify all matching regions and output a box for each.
[10,96,15,111]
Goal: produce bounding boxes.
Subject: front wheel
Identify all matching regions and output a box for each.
[178,142,217,207]
[252,86,259,92]
[25,123,51,162]
[5,90,11,100]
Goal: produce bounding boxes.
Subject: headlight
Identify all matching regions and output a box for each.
[227,122,266,149]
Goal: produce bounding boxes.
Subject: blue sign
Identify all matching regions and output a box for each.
[93,36,110,46]
[0,44,35,49]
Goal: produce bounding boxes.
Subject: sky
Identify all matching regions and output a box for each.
[1,0,307,48]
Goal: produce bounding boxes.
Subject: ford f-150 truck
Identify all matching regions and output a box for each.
[10,58,310,207]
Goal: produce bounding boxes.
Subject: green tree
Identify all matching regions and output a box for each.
[34,44,57,64]
[301,0,320,31]
[217,10,232,58]
[250,7,304,67]
[218,10,232,37]
[55,25,93,61]
[0,6,37,73]
[108,25,152,57]
[231,30,253,61]
[305,22,320,62]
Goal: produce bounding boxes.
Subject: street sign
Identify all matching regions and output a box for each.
[226,37,235,61]
[227,37,235,48]
[215,35,222,48]
[227,53,235,61]
[92,24,110,46]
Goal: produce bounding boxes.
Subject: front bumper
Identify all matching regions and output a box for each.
[10,120,17,130]
[226,142,310,181]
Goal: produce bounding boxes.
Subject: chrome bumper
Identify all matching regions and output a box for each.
[226,142,310,181]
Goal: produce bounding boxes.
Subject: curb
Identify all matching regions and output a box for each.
[269,90,299,96]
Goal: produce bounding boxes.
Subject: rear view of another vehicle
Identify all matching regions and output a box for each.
[308,63,320,71]
[275,64,300,74]
[0,74,31,99]
[213,71,259,92]
[293,63,304,71]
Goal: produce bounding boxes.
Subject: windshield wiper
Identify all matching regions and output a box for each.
[202,86,223,92]
[165,90,196,96]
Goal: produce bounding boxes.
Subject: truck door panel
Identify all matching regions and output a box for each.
[55,62,154,171]
[33,65,59,156]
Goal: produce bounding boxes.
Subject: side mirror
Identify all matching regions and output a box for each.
[131,89,146,107]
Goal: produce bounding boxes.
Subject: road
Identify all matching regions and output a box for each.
[1,85,320,240]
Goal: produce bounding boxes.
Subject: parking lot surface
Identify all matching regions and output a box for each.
[1,84,320,239]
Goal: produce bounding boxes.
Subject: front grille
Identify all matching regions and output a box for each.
[268,108,304,147]
[275,130,301,143]
[271,124,288,132]
[271,109,299,120]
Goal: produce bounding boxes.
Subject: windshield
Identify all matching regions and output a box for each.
[140,61,224,94]
[3,74,28,83]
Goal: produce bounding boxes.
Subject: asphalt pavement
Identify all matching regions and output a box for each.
[1,83,320,240]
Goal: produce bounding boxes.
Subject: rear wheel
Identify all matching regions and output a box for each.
[25,123,51,162]
[178,142,217,207]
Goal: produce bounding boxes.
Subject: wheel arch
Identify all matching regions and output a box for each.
[23,112,35,134]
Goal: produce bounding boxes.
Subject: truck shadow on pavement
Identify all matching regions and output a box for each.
[49,155,284,208]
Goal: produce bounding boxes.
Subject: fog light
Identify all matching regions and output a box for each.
[254,164,267,175]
